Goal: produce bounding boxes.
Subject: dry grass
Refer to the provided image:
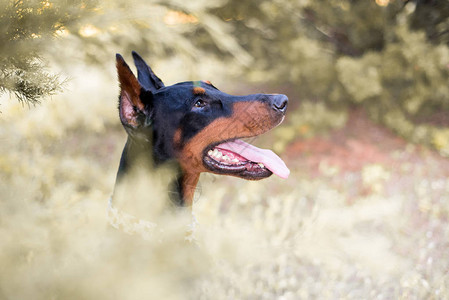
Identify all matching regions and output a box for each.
[1,62,448,300]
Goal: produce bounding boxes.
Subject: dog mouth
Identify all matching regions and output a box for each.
[203,139,290,180]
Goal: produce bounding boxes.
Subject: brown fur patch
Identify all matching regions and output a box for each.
[181,173,200,206]
[202,80,212,85]
[193,86,206,95]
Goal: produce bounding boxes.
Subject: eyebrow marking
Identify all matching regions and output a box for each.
[202,80,212,85]
[193,86,206,95]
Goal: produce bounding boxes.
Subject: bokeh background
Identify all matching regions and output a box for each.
[1,0,449,299]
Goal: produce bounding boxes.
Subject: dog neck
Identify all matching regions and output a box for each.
[112,135,196,218]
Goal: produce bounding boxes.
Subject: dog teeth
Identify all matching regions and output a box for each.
[208,148,241,164]
[258,163,265,168]
[209,148,224,160]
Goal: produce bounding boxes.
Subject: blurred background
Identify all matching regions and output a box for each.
[1,0,449,299]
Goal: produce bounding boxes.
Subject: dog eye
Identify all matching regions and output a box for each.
[194,99,207,108]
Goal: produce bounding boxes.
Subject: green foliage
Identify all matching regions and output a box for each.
[211,0,449,155]
[0,0,96,104]
[0,57,62,104]
[410,0,449,45]
[336,53,382,103]
[302,0,387,55]
[63,0,252,66]
[347,25,449,155]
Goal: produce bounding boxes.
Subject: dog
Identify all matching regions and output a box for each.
[112,52,289,212]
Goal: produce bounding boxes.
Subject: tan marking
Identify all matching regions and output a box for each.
[193,86,206,95]
[181,173,200,207]
[202,80,212,85]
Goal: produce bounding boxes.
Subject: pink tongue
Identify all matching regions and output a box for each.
[217,139,290,179]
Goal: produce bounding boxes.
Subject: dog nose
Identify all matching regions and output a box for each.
[271,94,288,113]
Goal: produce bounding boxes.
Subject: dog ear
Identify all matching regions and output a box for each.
[116,53,152,129]
[132,51,165,92]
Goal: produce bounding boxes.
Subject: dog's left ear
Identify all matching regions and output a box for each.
[132,51,165,92]
[116,53,152,129]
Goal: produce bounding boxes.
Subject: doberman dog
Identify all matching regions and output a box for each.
[112,52,289,210]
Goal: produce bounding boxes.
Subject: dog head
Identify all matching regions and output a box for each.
[116,52,289,203]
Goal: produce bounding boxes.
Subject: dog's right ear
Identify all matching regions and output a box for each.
[116,53,152,129]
